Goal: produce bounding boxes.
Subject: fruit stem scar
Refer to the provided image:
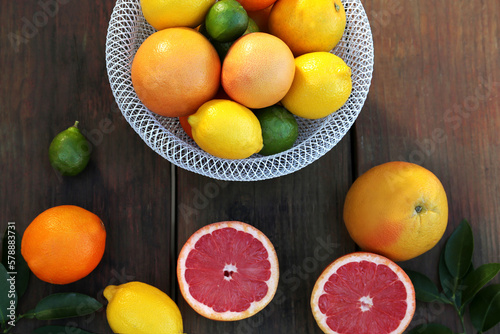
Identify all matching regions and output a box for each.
[335,3,340,12]
[415,206,423,213]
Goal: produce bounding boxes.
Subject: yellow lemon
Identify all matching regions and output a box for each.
[268,0,346,56]
[282,52,352,119]
[188,99,263,159]
[104,281,183,334]
[140,0,215,30]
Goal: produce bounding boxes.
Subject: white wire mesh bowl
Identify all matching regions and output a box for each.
[105,0,374,181]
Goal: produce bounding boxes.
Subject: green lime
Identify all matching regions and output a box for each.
[49,121,91,176]
[254,105,299,156]
[205,0,249,43]
[201,18,259,60]
[245,17,259,34]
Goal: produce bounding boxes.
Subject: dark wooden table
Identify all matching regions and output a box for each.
[1,0,499,333]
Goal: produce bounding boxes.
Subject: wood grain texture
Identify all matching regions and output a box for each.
[1,1,173,333]
[360,0,500,332]
[176,139,355,334]
[1,0,499,333]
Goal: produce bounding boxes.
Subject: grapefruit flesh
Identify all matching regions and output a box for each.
[177,221,279,321]
[311,252,415,334]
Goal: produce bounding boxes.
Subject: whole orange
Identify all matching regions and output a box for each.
[221,32,295,109]
[247,4,273,32]
[131,28,221,117]
[343,162,448,262]
[236,0,277,11]
[21,205,106,284]
[178,116,193,139]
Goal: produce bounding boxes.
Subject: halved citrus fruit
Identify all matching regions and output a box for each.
[311,252,415,334]
[177,221,279,321]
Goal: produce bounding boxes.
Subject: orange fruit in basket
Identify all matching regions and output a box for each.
[178,116,193,139]
[222,32,295,109]
[269,0,346,56]
[131,28,220,117]
[282,52,352,119]
[177,221,279,320]
[343,162,449,262]
[311,252,415,334]
[247,4,273,32]
[140,0,215,30]
[21,205,106,285]
[236,0,277,11]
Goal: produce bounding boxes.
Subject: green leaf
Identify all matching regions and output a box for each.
[406,323,453,334]
[444,220,474,279]
[32,325,96,334]
[0,264,17,325]
[405,270,442,302]
[32,293,102,320]
[439,249,456,299]
[461,263,500,307]
[2,227,30,298]
[23,309,36,319]
[470,284,500,332]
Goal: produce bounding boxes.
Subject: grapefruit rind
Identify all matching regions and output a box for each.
[177,221,279,321]
[310,252,415,334]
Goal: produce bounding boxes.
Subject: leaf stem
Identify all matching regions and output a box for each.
[451,301,467,334]
[2,314,27,333]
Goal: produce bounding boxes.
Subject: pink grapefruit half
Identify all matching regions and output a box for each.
[311,252,416,334]
[177,221,279,321]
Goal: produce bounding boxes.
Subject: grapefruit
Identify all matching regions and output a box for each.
[177,221,279,320]
[311,252,416,334]
[236,0,277,11]
[221,32,295,109]
[343,161,448,262]
[131,28,220,117]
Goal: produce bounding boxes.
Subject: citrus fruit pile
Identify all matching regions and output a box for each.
[132,0,353,159]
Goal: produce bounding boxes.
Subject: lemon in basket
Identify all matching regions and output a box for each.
[140,0,215,30]
[268,0,346,56]
[282,52,352,119]
[188,99,263,159]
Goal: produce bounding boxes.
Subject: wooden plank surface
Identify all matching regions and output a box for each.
[176,139,355,333]
[1,0,499,333]
[1,1,174,333]
[359,0,500,333]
